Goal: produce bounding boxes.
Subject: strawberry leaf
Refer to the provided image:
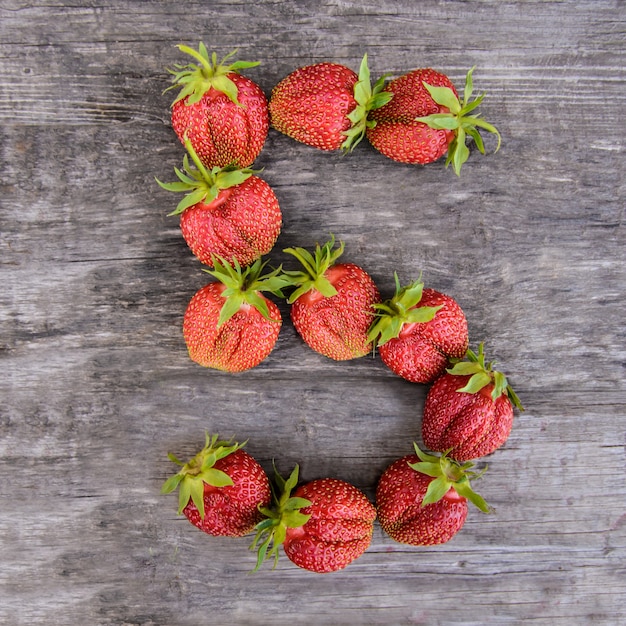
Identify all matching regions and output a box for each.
[465,127,486,154]
[454,479,492,513]
[448,343,523,408]
[507,385,525,411]
[158,140,257,216]
[202,257,288,324]
[229,60,261,71]
[410,445,491,513]
[178,478,193,515]
[422,83,461,115]
[250,465,310,572]
[422,476,452,506]
[190,479,208,518]
[202,468,234,488]
[341,54,393,152]
[214,167,255,189]
[413,444,441,465]
[168,44,260,107]
[370,90,393,110]
[283,510,312,528]
[283,465,300,497]
[416,113,460,130]
[463,66,475,105]
[450,127,470,176]
[407,461,442,479]
[284,497,312,511]
[368,273,441,346]
[169,187,212,216]
[405,305,442,324]
[212,74,239,105]
[418,68,500,175]
[284,236,344,303]
[162,433,244,519]
[245,292,273,322]
[446,361,484,376]
[217,292,244,327]
[160,474,183,494]
[456,371,492,394]
[459,93,485,116]
[154,178,192,193]
[492,370,509,401]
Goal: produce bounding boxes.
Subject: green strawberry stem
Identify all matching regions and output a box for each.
[408,444,491,513]
[161,432,243,519]
[283,235,345,303]
[205,256,291,327]
[166,43,260,106]
[447,342,524,410]
[368,272,442,347]
[341,54,394,152]
[416,67,501,176]
[156,137,257,215]
[250,464,312,571]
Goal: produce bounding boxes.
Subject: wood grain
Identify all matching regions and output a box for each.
[1,1,624,624]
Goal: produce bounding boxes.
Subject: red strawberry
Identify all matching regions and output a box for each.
[161,433,271,537]
[157,138,281,268]
[251,465,376,573]
[376,444,490,546]
[367,67,500,175]
[167,44,269,168]
[422,343,524,461]
[368,274,468,383]
[183,257,289,372]
[284,236,381,360]
[269,54,392,152]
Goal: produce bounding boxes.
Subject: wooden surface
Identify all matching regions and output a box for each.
[1,1,625,624]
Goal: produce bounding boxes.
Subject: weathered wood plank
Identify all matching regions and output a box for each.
[1,0,625,624]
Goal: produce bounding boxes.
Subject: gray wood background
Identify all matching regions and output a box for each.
[1,1,624,624]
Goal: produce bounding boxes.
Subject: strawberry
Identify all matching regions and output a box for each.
[376,444,490,546]
[167,44,269,168]
[251,465,376,573]
[161,433,271,537]
[367,67,500,175]
[283,236,381,360]
[183,257,289,372]
[422,343,524,461]
[269,54,392,152]
[156,138,281,268]
[368,274,468,383]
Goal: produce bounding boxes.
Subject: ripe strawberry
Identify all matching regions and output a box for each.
[269,54,392,152]
[167,44,269,168]
[368,274,468,383]
[183,257,289,372]
[367,67,500,175]
[161,433,271,537]
[283,236,381,360]
[422,343,524,461]
[157,138,281,268]
[376,444,490,546]
[251,465,376,573]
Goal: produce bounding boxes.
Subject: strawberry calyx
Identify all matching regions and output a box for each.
[341,54,394,153]
[408,444,491,513]
[204,256,290,327]
[250,464,312,571]
[161,432,243,519]
[368,272,443,347]
[156,137,258,216]
[166,43,260,107]
[283,234,345,303]
[447,342,524,410]
[416,67,501,176]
